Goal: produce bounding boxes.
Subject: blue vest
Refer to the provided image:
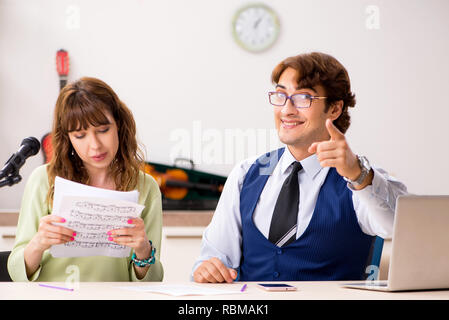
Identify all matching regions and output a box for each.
[239,148,375,281]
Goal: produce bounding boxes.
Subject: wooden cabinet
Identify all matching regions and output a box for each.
[160,227,205,282]
[0,226,16,251]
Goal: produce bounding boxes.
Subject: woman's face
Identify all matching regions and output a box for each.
[68,111,119,175]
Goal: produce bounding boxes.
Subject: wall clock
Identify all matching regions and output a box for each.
[232,3,280,53]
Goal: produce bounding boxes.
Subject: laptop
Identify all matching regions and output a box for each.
[342,195,449,292]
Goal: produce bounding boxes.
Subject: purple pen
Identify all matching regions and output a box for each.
[39,283,74,291]
[240,284,247,292]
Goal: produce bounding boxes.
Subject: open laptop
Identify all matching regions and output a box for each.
[342,195,449,292]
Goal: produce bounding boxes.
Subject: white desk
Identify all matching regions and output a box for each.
[1,281,448,300]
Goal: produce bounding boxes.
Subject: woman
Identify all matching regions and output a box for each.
[8,77,163,282]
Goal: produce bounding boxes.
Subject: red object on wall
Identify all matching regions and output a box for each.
[42,49,70,163]
[41,133,53,164]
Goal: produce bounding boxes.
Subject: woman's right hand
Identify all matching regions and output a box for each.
[30,215,76,252]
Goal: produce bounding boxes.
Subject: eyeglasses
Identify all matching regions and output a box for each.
[268,91,327,109]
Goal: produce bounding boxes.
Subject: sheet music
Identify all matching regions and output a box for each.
[53,176,139,212]
[50,177,144,258]
[118,284,244,296]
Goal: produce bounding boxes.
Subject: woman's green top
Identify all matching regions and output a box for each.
[8,165,164,282]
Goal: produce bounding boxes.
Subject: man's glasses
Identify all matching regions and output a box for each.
[268,91,327,109]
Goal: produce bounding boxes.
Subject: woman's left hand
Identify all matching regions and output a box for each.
[107,218,151,259]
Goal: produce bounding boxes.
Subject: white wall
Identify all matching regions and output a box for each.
[1,0,448,210]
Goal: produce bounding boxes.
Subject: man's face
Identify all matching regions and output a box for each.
[274,67,332,150]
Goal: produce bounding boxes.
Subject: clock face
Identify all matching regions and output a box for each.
[232,4,280,53]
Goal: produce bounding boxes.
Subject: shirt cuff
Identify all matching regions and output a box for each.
[347,168,391,204]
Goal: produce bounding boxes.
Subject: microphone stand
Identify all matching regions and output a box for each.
[0,174,22,188]
[0,136,40,188]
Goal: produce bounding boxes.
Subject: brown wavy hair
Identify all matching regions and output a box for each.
[46,77,144,207]
[271,52,356,133]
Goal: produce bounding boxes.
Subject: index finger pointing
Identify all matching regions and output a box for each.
[308,142,319,154]
[326,119,345,141]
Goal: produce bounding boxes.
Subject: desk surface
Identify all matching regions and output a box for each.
[1,281,448,300]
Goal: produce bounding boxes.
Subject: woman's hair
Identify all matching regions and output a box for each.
[46,77,144,206]
[271,52,356,133]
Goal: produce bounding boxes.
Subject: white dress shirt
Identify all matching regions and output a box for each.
[192,147,408,274]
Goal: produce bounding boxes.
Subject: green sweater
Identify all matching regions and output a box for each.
[8,165,164,282]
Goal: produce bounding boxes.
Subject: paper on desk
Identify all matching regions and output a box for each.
[118,284,244,296]
[50,176,144,258]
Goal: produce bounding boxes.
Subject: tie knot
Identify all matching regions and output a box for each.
[291,161,302,174]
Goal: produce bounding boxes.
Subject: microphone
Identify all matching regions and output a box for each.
[0,137,41,180]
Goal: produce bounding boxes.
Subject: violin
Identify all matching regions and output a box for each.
[142,163,224,200]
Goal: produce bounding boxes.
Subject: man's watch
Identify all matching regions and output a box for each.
[344,155,371,188]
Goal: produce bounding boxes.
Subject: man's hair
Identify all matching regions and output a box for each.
[271,52,356,133]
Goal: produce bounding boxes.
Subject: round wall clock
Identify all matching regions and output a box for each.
[232,3,280,53]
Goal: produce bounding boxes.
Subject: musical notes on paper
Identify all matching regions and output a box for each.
[69,231,110,242]
[74,201,137,214]
[51,196,143,258]
[64,240,126,250]
[50,177,144,258]
[67,220,120,232]
[70,209,134,224]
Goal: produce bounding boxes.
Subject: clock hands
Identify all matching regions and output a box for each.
[232,4,279,52]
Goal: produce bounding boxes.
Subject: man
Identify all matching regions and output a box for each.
[192,52,407,283]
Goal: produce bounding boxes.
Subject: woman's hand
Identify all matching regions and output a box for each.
[24,215,75,278]
[30,215,76,253]
[107,218,151,259]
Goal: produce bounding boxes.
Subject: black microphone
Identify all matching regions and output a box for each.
[0,137,41,180]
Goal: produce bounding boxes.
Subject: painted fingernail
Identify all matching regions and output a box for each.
[73,232,77,236]
[107,231,112,235]
[127,219,133,224]
[61,218,66,223]
[108,237,114,241]
[70,237,74,241]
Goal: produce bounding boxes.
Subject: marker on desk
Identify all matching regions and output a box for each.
[240,284,247,292]
[39,284,74,292]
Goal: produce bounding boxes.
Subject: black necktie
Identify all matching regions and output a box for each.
[268,161,302,247]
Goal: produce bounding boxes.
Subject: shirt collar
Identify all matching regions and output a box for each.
[280,147,323,179]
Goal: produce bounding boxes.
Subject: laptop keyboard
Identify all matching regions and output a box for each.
[373,282,388,287]
[344,281,388,287]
